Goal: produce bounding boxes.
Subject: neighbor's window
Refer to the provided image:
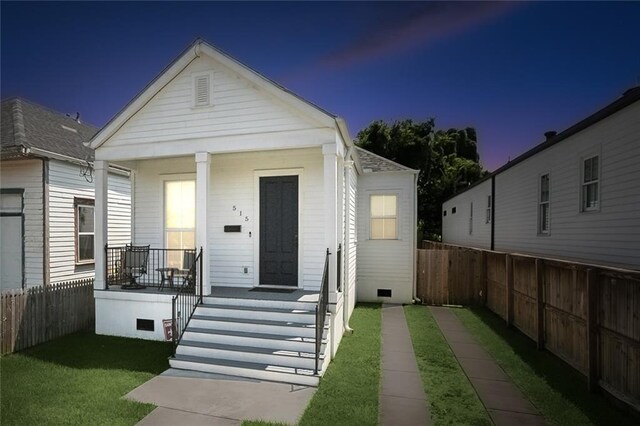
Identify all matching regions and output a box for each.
[539,174,550,234]
[165,180,195,267]
[370,194,397,239]
[469,202,473,235]
[582,155,599,211]
[75,199,95,263]
[486,195,492,224]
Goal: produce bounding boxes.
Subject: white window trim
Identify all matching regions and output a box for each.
[581,154,601,213]
[368,191,400,240]
[75,198,95,265]
[538,173,550,235]
[191,71,214,108]
[160,173,196,250]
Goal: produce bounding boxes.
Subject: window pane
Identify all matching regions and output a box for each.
[371,218,384,239]
[382,218,397,239]
[78,235,94,261]
[540,204,549,232]
[78,206,94,232]
[0,193,22,213]
[540,175,549,202]
[165,181,195,228]
[371,196,384,217]
[384,195,397,217]
[591,156,599,179]
[584,159,592,182]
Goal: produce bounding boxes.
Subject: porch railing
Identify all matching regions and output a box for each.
[315,248,330,375]
[172,248,203,351]
[105,245,197,290]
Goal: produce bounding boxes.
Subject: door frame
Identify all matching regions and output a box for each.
[0,188,25,289]
[253,168,303,288]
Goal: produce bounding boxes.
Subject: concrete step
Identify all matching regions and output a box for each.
[188,314,326,338]
[202,295,317,311]
[196,303,316,324]
[183,327,326,353]
[170,354,320,387]
[176,340,323,369]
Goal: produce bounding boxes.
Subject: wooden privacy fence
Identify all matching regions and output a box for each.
[417,241,640,413]
[1,279,95,355]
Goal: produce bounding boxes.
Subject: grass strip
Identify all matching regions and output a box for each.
[1,331,172,426]
[404,305,491,426]
[455,307,637,426]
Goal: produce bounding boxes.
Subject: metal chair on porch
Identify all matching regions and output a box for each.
[175,250,196,292]
[120,244,150,289]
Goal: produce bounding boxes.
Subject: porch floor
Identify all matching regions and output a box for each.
[105,285,180,295]
[210,286,319,303]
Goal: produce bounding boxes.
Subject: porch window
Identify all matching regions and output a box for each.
[370,194,397,240]
[164,180,195,267]
[75,198,95,263]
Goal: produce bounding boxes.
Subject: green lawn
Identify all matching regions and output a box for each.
[404,305,491,426]
[1,331,172,426]
[455,307,637,426]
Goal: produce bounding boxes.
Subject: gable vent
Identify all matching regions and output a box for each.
[194,74,210,107]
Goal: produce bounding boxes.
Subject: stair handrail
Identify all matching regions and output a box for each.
[315,248,331,375]
[172,247,203,352]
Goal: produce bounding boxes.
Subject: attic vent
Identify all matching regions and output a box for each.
[194,74,211,107]
[61,125,78,133]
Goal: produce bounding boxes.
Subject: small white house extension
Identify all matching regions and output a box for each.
[443,87,640,270]
[88,40,417,385]
[0,98,131,290]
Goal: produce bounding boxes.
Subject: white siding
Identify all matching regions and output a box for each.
[106,55,323,148]
[357,172,415,303]
[495,102,640,269]
[0,159,43,287]
[133,148,326,290]
[48,160,131,283]
[442,179,492,249]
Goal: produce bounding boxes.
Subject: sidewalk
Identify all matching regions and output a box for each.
[379,304,432,425]
[429,306,545,426]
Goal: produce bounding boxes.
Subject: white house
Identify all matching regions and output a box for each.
[0,98,131,290]
[443,87,640,270]
[88,39,417,385]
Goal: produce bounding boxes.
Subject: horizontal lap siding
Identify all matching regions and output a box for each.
[107,55,319,147]
[495,102,640,269]
[442,179,492,249]
[0,159,43,287]
[347,167,357,315]
[357,173,415,303]
[48,160,131,283]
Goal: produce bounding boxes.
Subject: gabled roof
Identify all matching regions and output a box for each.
[1,97,97,161]
[89,38,352,150]
[355,146,418,174]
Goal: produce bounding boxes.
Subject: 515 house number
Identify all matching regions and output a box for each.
[232,205,249,221]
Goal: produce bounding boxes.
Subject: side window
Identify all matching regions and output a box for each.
[75,198,95,263]
[370,195,397,240]
[539,174,550,234]
[582,155,599,211]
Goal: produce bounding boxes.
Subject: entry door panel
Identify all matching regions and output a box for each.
[260,176,298,286]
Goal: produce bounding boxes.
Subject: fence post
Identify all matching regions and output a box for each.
[586,268,599,392]
[506,254,513,326]
[536,258,545,350]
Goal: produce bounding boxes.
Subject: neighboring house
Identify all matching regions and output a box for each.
[443,87,640,270]
[0,98,131,290]
[87,39,417,385]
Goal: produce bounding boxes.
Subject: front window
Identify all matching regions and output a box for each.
[539,174,550,234]
[582,155,599,211]
[370,194,397,239]
[75,199,95,263]
[164,180,195,267]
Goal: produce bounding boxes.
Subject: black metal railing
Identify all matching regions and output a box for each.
[172,247,203,351]
[315,248,331,375]
[336,243,342,293]
[105,245,197,290]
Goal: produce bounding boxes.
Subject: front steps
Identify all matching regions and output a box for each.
[169,294,330,386]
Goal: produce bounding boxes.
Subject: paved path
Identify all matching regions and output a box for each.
[126,369,315,425]
[379,304,432,425]
[429,306,545,426]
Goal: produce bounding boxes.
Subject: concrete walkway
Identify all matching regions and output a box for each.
[429,306,545,426]
[126,369,315,425]
[379,304,432,425]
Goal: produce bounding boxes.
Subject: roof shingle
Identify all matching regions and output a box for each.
[355,146,417,173]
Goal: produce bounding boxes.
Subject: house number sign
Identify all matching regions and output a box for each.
[232,205,249,222]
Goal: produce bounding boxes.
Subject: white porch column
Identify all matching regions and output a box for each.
[323,144,338,302]
[94,160,109,290]
[195,152,211,296]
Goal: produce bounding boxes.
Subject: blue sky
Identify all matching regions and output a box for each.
[2,1,639,170]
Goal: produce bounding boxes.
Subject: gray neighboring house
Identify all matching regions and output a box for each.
[442,87,640,270]
[0,98,131,290]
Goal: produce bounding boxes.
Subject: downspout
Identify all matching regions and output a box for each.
[412,171,419,303]
[42,157,50,286]
[342,148,354,333]
[491,175,496,250]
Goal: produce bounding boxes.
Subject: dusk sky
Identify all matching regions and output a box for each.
[2,1,639,171]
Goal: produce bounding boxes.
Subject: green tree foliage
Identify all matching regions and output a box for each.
[356,119,486,239]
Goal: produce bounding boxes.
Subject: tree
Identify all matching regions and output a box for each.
[356,119,485,240]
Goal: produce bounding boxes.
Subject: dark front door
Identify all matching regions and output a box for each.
[260,176,298,286]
